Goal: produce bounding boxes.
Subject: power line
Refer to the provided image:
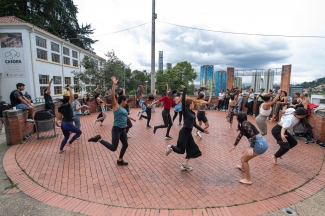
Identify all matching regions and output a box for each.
[157,20,325,39]
[92,22,151,37]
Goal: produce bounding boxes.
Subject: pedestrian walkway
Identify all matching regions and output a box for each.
[3,108,325,215]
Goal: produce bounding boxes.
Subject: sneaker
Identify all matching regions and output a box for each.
[165,136,172,140]
[87,113,90,115]
[77,137,80,140]
[117,160,128,166]
[26,118,34,122]
[196,131,202,139]
[146,125,151,128]
[181,164,193,171]
[88,135,101,142]
[165,145,172,156]
[152,126,156,134]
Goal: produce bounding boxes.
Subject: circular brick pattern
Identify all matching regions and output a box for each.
[14,110,323,209]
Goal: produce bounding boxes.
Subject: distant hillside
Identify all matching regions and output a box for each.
[293,77,325,88]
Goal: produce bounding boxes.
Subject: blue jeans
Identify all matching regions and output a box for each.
[60,121,82,150]
[252,135,268,154]
[73,114,81,129]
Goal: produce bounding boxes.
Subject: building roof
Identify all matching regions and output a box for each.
[0,16,105,60]
[0,16,26,23]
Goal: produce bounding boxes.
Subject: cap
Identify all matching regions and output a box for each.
[295,107,307,116]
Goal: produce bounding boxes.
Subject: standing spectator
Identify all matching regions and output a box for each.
[254,88,265,117]
[44,79,60,127]
[217,90,225,111]
[224,89,231,111]
[247,88,255,116]
[72,94,89,130]
[237,89,243,111]
[10,83,35,122]
[0,101,11,134]
[63,85,71,97]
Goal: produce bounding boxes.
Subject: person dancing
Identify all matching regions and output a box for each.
[88,77,136,166]
[271,107,308,164]
[172,92,183,126]
[165,85,208,171]
[94,92,109,126]
[118,88,134,135]
[151,89,177,140]
[229,112,268,185]
[57,87,82,154]
[226,94,238,130]
[195,92,212,139]
[82,93,91,115]
[139,89,156,128]
[255,90,281,136]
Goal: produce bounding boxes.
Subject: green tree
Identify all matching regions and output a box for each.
[0,0,97,50]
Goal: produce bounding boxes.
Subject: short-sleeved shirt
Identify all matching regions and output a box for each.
[218,93,225,100]
[280,108,299,129]
[72,100,82,115]
[159,96,176,109]
[257,93,265,101]
[63,89,70,97]
[248,93,255,103]
[10,90,23,107]
[58,103,74,122]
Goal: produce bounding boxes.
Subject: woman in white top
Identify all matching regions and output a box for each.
[255,90,281,135]
[217,90,225,111]
[271,107,308,164]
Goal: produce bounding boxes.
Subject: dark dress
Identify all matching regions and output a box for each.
[171,88,204,159]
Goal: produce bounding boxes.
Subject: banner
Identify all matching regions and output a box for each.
[0,33,26,78]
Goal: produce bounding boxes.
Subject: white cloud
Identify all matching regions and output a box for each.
[75,0,325,83]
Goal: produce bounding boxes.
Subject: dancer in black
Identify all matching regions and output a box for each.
[88,77,136,166]
[57,87,82,154]
[139,89,156,128]
[165,85,208,171]
[271,107,308,164]
[151,89,177,140]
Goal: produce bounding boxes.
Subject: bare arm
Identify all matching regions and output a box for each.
[111,77,118,110]
[46,79,53,95]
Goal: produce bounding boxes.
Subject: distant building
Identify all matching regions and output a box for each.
[264,69,275,92]
[166,63,172,70]
[215,71,227,96]
[200,65,214,95]
[158,51,163,71]
[251,73,261,92]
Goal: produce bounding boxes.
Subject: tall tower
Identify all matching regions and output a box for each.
[251,72,261,92]
[264,69,275,91]
[158,51,163,71]
[200,65,214,95]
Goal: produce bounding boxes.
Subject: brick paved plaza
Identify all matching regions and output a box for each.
[3,108,325,215]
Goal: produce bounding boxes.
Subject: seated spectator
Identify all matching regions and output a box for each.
[24,92,32,102]
[0,101,11,134]
[10,83,35,122]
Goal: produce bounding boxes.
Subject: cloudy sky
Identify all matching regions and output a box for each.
[75,0,325,84]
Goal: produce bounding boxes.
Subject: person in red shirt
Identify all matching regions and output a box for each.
[151,89,177,140]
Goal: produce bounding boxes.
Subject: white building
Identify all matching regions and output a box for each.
[0,16,105,102]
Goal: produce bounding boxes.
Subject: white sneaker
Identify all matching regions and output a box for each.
[181,164,193,171]
[196,131,202,139]
[26,118,34,122]
[165,145,172,156]
[165,136,172,140]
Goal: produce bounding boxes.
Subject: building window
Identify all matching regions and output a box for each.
[63,47,69,56]
[72,50,78,59]
[51,53,60,63]
[65,77,71,85]
[63,57,70,65]
[53,76,61,84]
[40,86,47,96]
[39,75,49,84]
[36,36,47,48]
[74,77,79,84]
[37,48,47,60]
[51,42,59,52]
[54,86,62,95]
[73,59,78,67]
[74,86,80,92]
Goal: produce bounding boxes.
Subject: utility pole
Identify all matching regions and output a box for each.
[151,0,157,93]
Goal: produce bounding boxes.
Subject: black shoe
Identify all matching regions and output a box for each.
[117,160,128,166]
[88,135,101,142]
[87,113,90,115]
[152,126,157,134]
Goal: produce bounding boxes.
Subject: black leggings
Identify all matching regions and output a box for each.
[155,108,172,136]
[141,108,152,126]
[172,111,183,123]
[125,118,132,133]
[99,126,128,159]
[171,127,202,159]
[217,100,224,110]
[224,98,230,110]
[271,124,298,158]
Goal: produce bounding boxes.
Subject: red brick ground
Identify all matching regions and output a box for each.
[3,108,325,215]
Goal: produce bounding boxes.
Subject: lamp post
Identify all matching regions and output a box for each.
[145,80,148,94]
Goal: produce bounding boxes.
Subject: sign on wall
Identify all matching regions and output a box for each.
[0,33,26,78]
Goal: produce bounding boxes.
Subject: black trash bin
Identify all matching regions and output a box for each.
[34,110,57,139]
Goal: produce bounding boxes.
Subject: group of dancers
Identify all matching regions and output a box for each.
[56,78,310,185]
